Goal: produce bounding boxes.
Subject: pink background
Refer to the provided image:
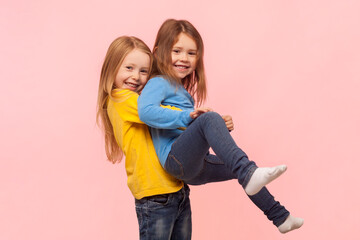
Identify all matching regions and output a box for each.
[1,0,360,239]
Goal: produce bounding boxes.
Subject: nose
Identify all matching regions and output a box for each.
[180,52,188,61]
[132,71,139,80]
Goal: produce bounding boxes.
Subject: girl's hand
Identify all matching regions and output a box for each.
[190,107,213,119]
[222,115,234,131]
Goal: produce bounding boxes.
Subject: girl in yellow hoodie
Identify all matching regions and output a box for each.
[97,36,190,239]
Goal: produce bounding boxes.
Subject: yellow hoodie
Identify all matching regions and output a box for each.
[107,89,183,199]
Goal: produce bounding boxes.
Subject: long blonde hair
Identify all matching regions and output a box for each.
[97,36,153,163]
[152,19,207,106]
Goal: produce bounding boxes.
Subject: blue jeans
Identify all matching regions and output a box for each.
[164,112,289,226]
[135,184,191,240]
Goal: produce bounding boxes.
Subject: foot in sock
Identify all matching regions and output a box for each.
[278,215,304,233]
[245,165,287,195]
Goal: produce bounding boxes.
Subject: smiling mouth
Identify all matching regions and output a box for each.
[174,64,189,69]
[125,82,139,88]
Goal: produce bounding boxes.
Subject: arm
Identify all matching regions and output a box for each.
[138,77,193,129]
[190,107,213,119]
[110,89,144,124]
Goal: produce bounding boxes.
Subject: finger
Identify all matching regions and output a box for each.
[224,118,233,124]
[222,115,232,121]
[190,112,198,119]
[226,123,234,129]
[196,109,209,114]
[226,121,234,128]
[198,107,212,112]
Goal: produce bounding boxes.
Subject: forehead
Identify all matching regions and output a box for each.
[173,33,197,49]
[122,49,150,66]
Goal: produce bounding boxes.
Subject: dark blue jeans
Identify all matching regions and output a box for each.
[164,112,289,226]
[135,184,191,240]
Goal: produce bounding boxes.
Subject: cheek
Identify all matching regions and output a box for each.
[191,59,197,69]
[141,77,148,85]
[171,54,176,63]
[114,75,125,87]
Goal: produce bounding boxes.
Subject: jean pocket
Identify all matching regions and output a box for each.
[136,194,172,209]
[165,154,185,179]
[144,194,173,209]
[148,194,170,205]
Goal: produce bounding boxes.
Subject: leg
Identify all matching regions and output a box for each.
[164,112,303,232]
[166,112,285,193]
[185,153,291,228]
[165,112,256,185]
[135,186,192,240]
[171,184,192,240]
[185,152,237,185]
[248,187,289,226]
[249,188,304,232]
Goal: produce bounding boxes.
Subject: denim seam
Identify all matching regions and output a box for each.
[204,154,225,165]
[144,200,149,239]
[177,187,185,216]
[169,154,185,178]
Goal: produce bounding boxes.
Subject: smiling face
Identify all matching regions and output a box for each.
[114,49,150,93]
[171,33,198,79]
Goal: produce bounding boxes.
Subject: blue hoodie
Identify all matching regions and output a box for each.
[138,76,194,166]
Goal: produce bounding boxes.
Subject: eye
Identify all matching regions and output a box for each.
[126,66,133,70]
[188,51,197,56]
[140,69,149,74]
[172,49,180,54]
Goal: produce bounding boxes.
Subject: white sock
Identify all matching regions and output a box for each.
[278,215,304,233]
[245,165,287,195]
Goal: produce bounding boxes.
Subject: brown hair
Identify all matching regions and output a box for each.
[152,19,207,105]
[97,36,153,163]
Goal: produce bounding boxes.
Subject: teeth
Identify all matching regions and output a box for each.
[126,82,138,87]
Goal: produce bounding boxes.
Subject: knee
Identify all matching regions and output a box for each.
[198,111,222,121]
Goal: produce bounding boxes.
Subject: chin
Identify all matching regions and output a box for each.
[175,73,187,79]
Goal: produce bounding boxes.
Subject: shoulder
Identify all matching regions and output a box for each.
[146,76,181,95]
[112,89,138,100]
[108,89,138,108]
[147,76,172,87]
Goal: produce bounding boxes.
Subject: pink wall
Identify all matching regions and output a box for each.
[1,0,359,239]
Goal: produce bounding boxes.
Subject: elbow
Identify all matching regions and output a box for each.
[138,107,145,122]
[137,100,145,121]
[138,112,146,122]
[138,104,150,123]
